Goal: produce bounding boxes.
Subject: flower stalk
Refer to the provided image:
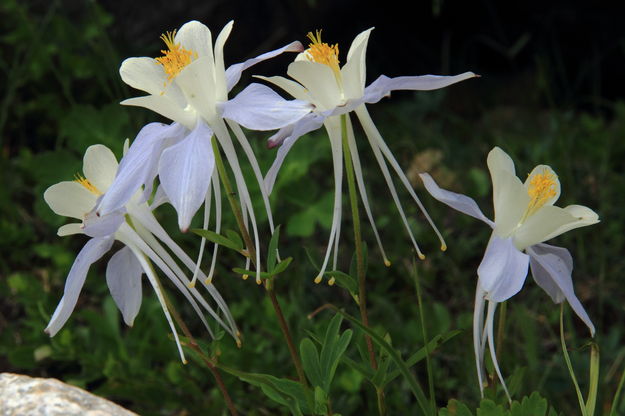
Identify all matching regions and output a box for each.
[161,279,239,416]
[211,135,308,388]
[340,114,376,370]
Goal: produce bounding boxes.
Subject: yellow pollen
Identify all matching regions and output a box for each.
[305,30,341,77]
[384,259,391,267]
[155,30,197,83]
[314,275,323,284]
[327,277,336,286]
[74,174,102,196]
[526,168,558,217]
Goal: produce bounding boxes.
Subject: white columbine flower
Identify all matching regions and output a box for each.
[419,146,598,400]
[95,20,309,283]
[222,29,477,281]
[44,144,239,362]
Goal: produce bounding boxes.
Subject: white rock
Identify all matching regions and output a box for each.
[0,373,137,416]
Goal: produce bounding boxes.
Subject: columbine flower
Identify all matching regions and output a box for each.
[222,28,477,281]
[95,20,309,282]
[419,146,598,400]
[44,144,238,362]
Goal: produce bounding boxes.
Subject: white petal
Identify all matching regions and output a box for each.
[57,223,82,237]
[477,236,530,302]
[524,164,560,205]
[527,243,595,336]
[264,114,325,194]
[255,75,310,101]
[106,247,143,326]
[342,28,372,100]
[159,121,215,231]
[83,144,118,193]
[174,56,216,120]
[121,57,166,96]
[82,209,125,237]
[487,146,516,175]
[122,96,197,130]
[96,122,186,216]
[363,72,478,104]
[45,236,114,336]
[213,20,234,100]
[44,181,97,220]
[539,204,599,242]
[490,168,529,238]
[175,20,214,59]
[346,28,374,62]
[513,205,581,249]
[419,172,494,227]
[287,61,342,110]
[220,83,312,130]
[225,41,304,92]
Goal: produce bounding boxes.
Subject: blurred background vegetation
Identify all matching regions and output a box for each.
[1,0,625,414]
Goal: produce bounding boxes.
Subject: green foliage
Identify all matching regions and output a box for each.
[439,392,559,416]
[3,1,625,415]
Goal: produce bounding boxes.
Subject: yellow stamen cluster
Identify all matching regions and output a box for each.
[155,30,197,83]
[74,174,102,196]
[525,168,557,217]
[305,30,341,77]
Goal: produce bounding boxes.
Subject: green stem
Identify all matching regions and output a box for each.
[211,135,308,389]
[560,305,589,416]
[340,115,377,370]
[341,115,384,415]
[412,262,435,414]
[610,364,625,416]
[147,256,238,416]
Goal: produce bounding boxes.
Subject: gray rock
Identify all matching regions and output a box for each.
[0,373,138,416]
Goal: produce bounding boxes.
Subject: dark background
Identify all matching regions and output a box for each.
[2,1,625,415]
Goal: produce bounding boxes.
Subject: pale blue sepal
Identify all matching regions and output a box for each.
[158,121,215,232]
[477,235,530,303]
[45,236,114,336]
[527,243,595,336]
[264,113,325,194]
[82,208,125,237]
[106,246,143,327]
[363,72,478,104]
[225,41,303,92]
[419,172,495,228]
[220,83,313,131]
[96,122,186,216]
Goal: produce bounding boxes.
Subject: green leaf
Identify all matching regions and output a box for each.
[267,224,281,273]
[191,229,243,252]
[510,392,549,416]
[224,229,243,250]
[476,399,507,416]
[219,365,309,416]
[272,257,293,276]
[384,330,462,385]
[329,307,431,415]
[324,270,358,300]
[439,399,474,416]
[319,314,352,392]
[300,338,323,388]
[232,268,272,279]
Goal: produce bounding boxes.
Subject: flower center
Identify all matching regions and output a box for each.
[155,30,198,83]
[74,174,102,196]
[525,168,557,218]
[305,30,341,80]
